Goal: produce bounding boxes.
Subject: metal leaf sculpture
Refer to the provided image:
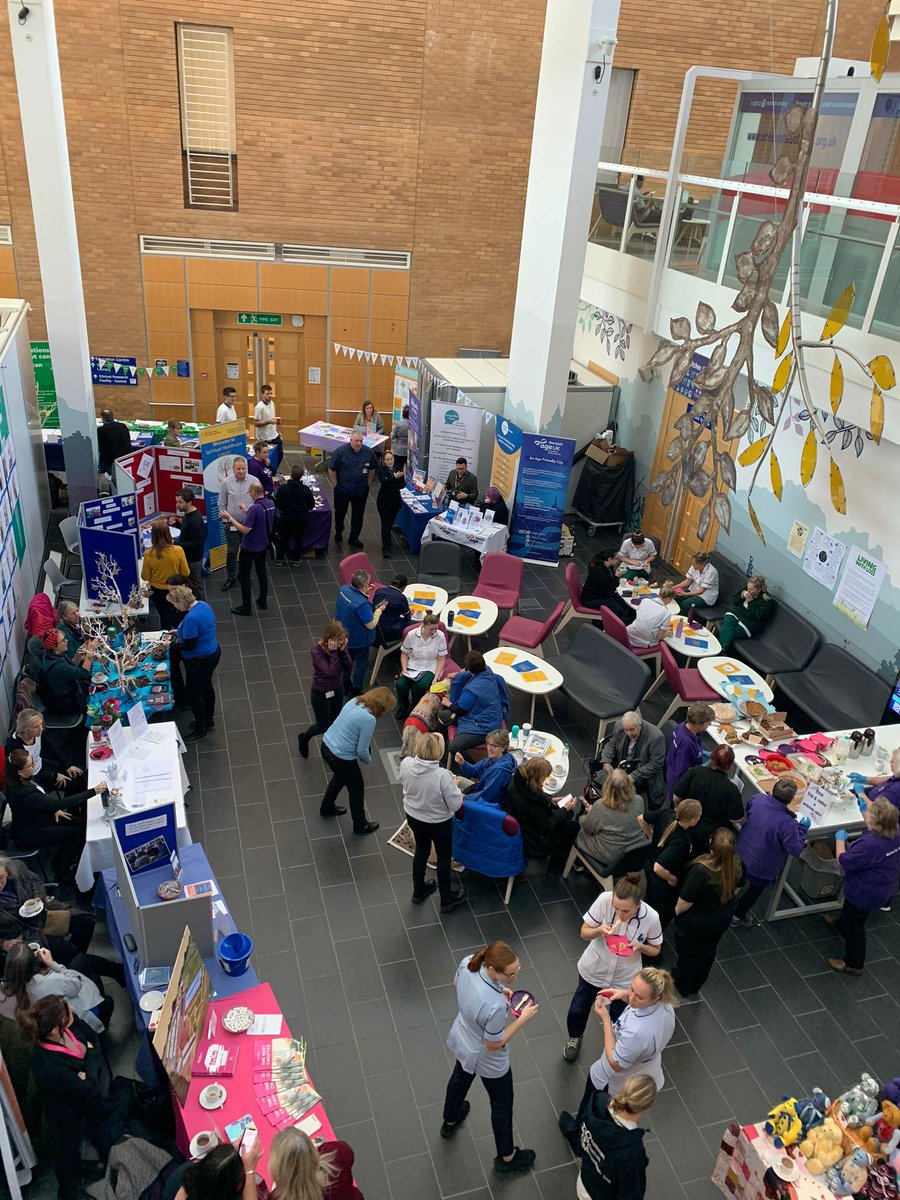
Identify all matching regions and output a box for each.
[648,0,895,543]
[81,552,155,684]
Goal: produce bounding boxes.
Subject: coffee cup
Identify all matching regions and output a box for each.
[195,1131,215,1152]
[27,942,40,953]
[19,899,44,919]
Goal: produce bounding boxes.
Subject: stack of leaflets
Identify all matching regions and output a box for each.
[253,1037,321,1129]
[192,1041,239,1076]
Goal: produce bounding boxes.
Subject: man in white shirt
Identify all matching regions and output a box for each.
[216,386,238,424]
[616,531,656,581]
[675,552,720,614]
[217,456,252,591]
[254,383,283,473]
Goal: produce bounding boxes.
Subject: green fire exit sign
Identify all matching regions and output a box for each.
[237,312,282,326]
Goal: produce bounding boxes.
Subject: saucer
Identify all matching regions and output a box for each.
[771,1156,799,1182]
[189,1131,218,1158]
[139,990,165,1012]
[199,1084,227,1110]
[90,746,113,760]
[19,900,44,919]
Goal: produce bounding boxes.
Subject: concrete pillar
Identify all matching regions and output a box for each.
[505,0,620,434]
[6,0,98,507]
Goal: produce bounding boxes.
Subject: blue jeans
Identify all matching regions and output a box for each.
[346,644,370,691]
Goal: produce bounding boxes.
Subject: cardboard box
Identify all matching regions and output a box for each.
[586,439,633,468]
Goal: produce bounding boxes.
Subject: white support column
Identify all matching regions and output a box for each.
[505,0,621,434]
[6,0,98,507]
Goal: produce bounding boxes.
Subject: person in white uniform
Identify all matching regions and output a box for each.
[441,941,539,1174]
[559,968,676,1150]
[254,383,283,472]
[563,873,663,1062]
[627,583,676,650]
[616,532,657,581]
[675,552,720,614]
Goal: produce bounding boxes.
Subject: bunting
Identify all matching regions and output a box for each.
[331,342,420,369]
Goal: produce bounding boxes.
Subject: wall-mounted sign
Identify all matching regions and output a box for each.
[237,312,282,326]
[91,356,138,387]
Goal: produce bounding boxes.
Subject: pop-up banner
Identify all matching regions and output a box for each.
[490,416,523,503]
[200,419,248,571]
[508,433,575,566]
[393,364,418,422]
[406,386,423,487]
[428,401,481,489]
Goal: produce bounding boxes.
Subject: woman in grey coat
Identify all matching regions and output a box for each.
[400,731,466,913]
[576,769,647,873]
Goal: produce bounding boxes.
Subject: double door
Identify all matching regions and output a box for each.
[217,325,304,434]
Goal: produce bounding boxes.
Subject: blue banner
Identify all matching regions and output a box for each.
[91,356,137,386]
[200,419,249,571]
[406,387,422,487]
[508,433,575,565]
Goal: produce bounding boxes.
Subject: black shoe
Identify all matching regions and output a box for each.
[412,881,437,905]
[320,805,348,817]
[494,1148,535,1174]
[348,539,364,549]
[440,887,468,914]
[81,1160,107,1183]
[274,557,285,565]
[558,1110,576,1137]
[207,718,216,729]
[440,1100,470,1140]
[231,606,252,616]
[221,579,236,591]
[297,735,310,759]
[382,547,392,556]
[353,821,380,835]
[292,560,302,567]
[185,728,207,743]
[257,600,268,610]
[334,534,343,545]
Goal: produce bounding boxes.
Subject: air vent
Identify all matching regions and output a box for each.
[139,236,410,269]
[0,227,12,247]
[140,236,276,260]
[281,244,411,269]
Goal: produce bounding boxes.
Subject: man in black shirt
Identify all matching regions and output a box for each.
[172,487,206,597]
[96,409,133,475]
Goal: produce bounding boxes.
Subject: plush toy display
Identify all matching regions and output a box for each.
[873,1101,900,1156]
[883,1078,900,1107]
[825,1148,873,1196]
[836,1074,881,1128]
[796,1088,830,1136]
[799,1118,844,1173]
[764,1097,802,1146]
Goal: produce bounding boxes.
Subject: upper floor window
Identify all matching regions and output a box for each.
[176,24,238,211]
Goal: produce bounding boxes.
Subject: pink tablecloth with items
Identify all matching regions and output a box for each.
[712,1123,838,1200]
[175,983,336,1187]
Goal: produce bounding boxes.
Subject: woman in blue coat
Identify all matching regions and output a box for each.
[444,651,510,761]
[454,730,517,805]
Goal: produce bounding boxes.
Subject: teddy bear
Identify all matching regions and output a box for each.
[799,1118,844,1173]
[883,1078,900,1106]
[873,1101,900,1156]
[825,1148,872,1196]
[796,1088,829,1136]
[764,1097,802,1146]
[837,1074,881,1128]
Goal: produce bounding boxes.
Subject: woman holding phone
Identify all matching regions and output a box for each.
[441,940,538,1174]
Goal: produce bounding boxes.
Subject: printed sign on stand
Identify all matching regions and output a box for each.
[200,419,249,571]
[508,433,575,566]
[490,416,523,503]
[428,402,481,489]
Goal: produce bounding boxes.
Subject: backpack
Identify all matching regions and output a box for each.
[104,1135,177,1200]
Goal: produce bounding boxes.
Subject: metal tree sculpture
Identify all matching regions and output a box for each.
[647,0,895,545]
[81,551,153,681]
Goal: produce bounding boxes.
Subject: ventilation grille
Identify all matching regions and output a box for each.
[281,244,410,269]
[139,236,410,268]
[177,25,236,209]
[0,227,12,247]
[141,236,275,260]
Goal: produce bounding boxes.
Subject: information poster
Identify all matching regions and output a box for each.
[200,420,248,571]
[91,356,138,387]
[787,520,809,557]
[393,364,418,423]
[428,401,481,491]
[30,342,57,421]
[508,433,575,565]
[490,416,523,503]
[406,388,423,487]
[833,545,886,629]
[803,526,846,591]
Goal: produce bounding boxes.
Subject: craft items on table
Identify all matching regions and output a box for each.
[88,632,174,727]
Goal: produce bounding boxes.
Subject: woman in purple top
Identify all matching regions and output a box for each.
[664,703,714,801]
[297,621,352,759]
[825,798,900,975]
[246,441,276,495]
[860,748,900,811]
[732,778,810,925]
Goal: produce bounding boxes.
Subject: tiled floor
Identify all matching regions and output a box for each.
[30,467,900,1200]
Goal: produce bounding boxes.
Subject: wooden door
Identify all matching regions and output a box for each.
[215,324,305,438]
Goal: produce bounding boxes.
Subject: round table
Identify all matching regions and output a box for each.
[483,647,564,726]
[439,595,499,651]
[697,655,775,702]
[510,729,569,794]
[403,583,449,621]
[665,616,721,659]
[618,581,679,615]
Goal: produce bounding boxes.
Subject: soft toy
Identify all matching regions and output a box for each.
[883,1078,900,1106]
[799,1118,844,1173]
[837,1074,881,1127]
[796,1088,829,1136]
[764,1097,802,1146]
[873,1101,900,1155]
[825,1148,872,1196]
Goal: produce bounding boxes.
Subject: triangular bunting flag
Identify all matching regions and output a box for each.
[380,354,388,365]
[129,366,137,376]
[483,410,493,425]
[333,342,340,354]
[112,362,122,373]
[162,363,170,376]
[365,352,372,363]
[97,359,107,371]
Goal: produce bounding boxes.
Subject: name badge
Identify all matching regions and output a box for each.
[325,690,335,699]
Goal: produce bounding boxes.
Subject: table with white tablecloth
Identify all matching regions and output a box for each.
[77,721,191,891]
[421,514,508,559]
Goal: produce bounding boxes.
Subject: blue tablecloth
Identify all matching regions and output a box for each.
[87,635,174,727]
[43,430,155,474]
[395,494,443,553]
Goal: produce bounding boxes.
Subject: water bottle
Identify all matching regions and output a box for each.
[447,610,455,628]
[562,742,570,774]
[510,725,520,747]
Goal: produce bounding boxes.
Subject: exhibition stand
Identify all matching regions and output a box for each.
[395,489,442,552]
[77,493,141,603]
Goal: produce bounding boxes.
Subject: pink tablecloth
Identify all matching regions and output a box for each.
[712,1123,840,1200]
[174,982,336,1187]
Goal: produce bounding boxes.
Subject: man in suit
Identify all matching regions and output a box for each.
[96,409,133,475]
[599,711,666,811]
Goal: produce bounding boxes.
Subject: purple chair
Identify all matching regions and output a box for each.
[338,552,381,590]
[600,604,662,680]
[652,643,719,725]
[555,563,607,636]
[472,553,524,615]
[498,601,566,658]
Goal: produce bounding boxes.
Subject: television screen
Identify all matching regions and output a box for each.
[152,926,212,1106]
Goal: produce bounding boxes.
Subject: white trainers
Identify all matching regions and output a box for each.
[563,1036,582,1062]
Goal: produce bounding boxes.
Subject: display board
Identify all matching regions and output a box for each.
[79,493,141,602]
[200,419,247,571]
[393,364,418,422]
[152,927,213,1107]
[115,446,206,526]
[428,400,482,489]
[406,386,423,486]
[490,415,523,503]
[0,385,25,678]
[508,433,576,566]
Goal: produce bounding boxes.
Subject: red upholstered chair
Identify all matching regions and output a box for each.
[399,621,460,681]
[555,563,608,636]
[472,553,524,615]
[498,601,566,658]
[654,643,719,725]
[338,552,381,590]
[600,605,662,680]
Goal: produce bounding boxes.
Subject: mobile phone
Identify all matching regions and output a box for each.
[240,1125,259,1156]
[225,1114,254,1142]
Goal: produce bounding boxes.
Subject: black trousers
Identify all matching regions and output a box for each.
[239,546,269,608]
[835,899,870,970]
[276,515,309,561]
[378,497,401,550]
[733,878,769,920]
[321,744,368,829]
[566,973,626,1037]
[333,488,368,542]
[672,908,733,995]
[149,587,179,630]
[169,643,186,706]
[560,1073,603,1152]
[543,819,579,874]
[447,731,488,761]
[224,526,242,582]
[300,687,343,746]
[601,594,636,626]
[183,647,221,733]
[443,1061,514,1159]
[406,813,454,903]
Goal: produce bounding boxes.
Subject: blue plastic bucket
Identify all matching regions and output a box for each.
[218,932,253,976]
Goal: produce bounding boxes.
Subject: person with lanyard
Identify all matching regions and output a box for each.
[37,628,95,714]
[395,610,446,719]
[638,798,702,929]
[674,551,720,615]
[320,687,395,835]
[141,518,189,629]
[851,747,900,812]
[732,777,809,926]
[353,399,385,439]
[391,403,410,471]
[615,531,656,581]
[562,873,663,1063]
[453,729,517,806]
[167,585,220,742]
[254,382,283,473]
[582,548,634,624]
[376,449,406,555]
[170,486,206,597]
[445,456,478,505]
[247,440,277,495]
[559,968,676,1150]
[17,996,110,1200]
[673,743,745,853]
[216,385,238,424]
[328,430,376,549]
[664,702,714,801]
[824,798,900,976]
[162,418,183,447]
[575,1074,658,1200]
[441,940,538,1174]
[221,480,276,616]
[479,485,509,527]
[671,827,744,1001]
[334,569,387,695]
[297,622,352,759]
[274,463,315,565]
[218,455,252,592]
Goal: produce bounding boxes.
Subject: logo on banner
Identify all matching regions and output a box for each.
[444,409,460,426]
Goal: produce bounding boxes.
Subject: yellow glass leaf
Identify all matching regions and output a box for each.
[821,283,855,340]
[800,430,817,488]
[872,12,890,83]
[830,355,843,415]
[868,354,896,391]
[770,451,783,501]
[748,498,766,546]
[772,352,793,395]
[830,458,846,515]
[738,437,768,467]
[776,309,792,357]
[871,386,884,445]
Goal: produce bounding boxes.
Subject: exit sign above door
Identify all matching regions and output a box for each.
[237,312,282,326]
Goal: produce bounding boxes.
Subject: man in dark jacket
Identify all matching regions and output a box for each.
[96,409,132,474]
[273,464,315,564]
[172,487,206,596]
[582,549,635,624]
[445,457,478,505]
[600,712,666,811]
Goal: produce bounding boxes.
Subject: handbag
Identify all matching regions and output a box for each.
[44,908,71,936]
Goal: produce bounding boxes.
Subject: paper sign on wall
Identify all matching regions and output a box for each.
[802,526,846,591]
[787,520,809,557]
[833,546,886,629]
